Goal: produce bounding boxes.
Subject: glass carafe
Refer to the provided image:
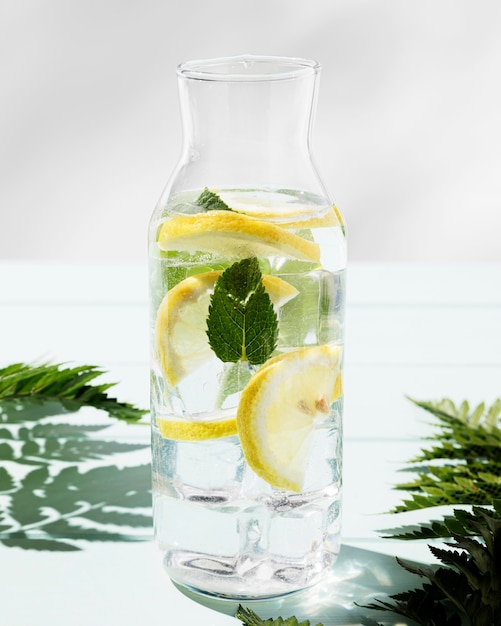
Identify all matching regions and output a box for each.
[149,55,346,600]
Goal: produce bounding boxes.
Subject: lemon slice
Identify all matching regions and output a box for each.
[156,416,237,441]
[216,190,342,229]
[155,271,299,387]
[236,205,342,230]
[157,211,320,262]
[236,344,342,492]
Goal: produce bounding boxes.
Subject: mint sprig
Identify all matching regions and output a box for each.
[206,257,278,365]
[195,187,232,212]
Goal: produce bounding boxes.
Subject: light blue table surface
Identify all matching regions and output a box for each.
[1,261,500,625]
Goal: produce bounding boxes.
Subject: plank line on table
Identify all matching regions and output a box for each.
[347,263,501,305]
[2,304,500,365]
[2,262,501,305]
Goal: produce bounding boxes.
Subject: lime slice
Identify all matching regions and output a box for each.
[236,344,342,492]
[155,270,299,387]
[157,211,320,262]
[156,416,237,441]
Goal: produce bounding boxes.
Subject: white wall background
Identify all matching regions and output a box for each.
[1,0,501,263]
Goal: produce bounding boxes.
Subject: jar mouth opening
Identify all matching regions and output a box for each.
[177,55,320,82]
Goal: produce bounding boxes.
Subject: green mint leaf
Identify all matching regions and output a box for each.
[206,257,278,365]
[195,187,232,211]
[215,362,254,409]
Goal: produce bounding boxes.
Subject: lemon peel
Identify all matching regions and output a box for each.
[214,190,343,229]
[236,344,343,492]
[156,416,237,441]
[157,211,320,262]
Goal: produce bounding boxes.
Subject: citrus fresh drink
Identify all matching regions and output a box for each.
[150,186,346,599]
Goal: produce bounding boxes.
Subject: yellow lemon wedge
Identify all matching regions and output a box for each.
[157,211,320,262]
[155,270,299,387]
[215,190,343,230]
[236,344,343,493]
[156,415,238,441]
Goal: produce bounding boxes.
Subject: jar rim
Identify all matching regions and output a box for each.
[177,55,320,82]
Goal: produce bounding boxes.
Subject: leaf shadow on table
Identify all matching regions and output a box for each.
[175,544,424,626]
[0,398,152,551]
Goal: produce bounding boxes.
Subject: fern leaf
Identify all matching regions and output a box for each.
[235,605,323,626]
[470,402,486,427]
[381,515,472,541]
[0,362,147,423]
[371,398,501,626]
[0,360,151,551]
[486,399,501,430]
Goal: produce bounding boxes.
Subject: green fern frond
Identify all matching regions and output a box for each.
[410,397,501,432]
[0,361,150,551]
[391,398,501,515]
[370,396,501,626]
[380,509,483,541]
[365,503,501,624]
[0,362,147,423]
[236,605,323,626]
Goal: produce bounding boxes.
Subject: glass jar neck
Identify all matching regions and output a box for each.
[173,56,324,193]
